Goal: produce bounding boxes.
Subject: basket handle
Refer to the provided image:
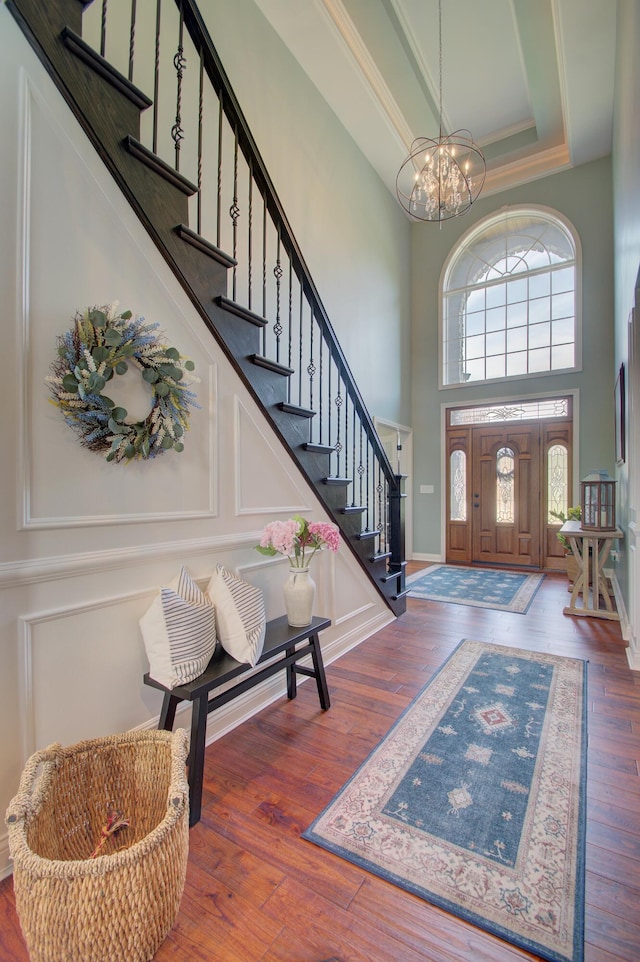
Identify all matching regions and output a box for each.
[168,728,190,813]
[5,743,63,825]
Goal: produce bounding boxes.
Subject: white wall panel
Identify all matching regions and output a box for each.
[234,398,311,515]
[21,81,219,528]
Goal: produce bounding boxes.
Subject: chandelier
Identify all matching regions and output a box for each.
[396,0,486,223]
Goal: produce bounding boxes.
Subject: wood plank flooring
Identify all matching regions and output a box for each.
[1,569,639,961]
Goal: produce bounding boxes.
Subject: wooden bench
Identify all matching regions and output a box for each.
[144,614,331,825]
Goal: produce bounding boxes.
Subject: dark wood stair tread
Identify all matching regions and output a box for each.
[214,296,268,328]
[175,225,236,268]
[62,26,152,110]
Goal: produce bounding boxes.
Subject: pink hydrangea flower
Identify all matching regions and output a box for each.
[256,516,340,567]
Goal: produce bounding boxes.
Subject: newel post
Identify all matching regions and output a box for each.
[388,473,407,591]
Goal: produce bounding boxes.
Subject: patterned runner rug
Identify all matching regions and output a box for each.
[407,564,545,613]
[303,640,587,962]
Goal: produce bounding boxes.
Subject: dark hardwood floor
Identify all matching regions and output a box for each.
[1,568,639,961]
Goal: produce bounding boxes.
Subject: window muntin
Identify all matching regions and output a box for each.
[442,210,578,387]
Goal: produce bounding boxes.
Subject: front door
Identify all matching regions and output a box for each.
[471,425,540,567]
[445,397,573,569]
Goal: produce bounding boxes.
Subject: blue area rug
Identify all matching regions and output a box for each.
[407,564,544,613]
[303,639,587,962]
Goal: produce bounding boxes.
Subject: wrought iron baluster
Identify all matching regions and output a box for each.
[335,382,343,478]
[357,423,365,524]
[196,52,203,235]
[128,0,137,82]
[215,97,223,249]
[326,356,332,455]
[351,402,357,506]
[273,228,282,363]
[100,0,107,58]
[377,464,385,553]
[152,0,162,155]
[172,10,186,171]
[262,200,267,349]
[287,261,293,401]
[230,128,239,301]
[247,165,253,311]
[297,287,303,408]
[307,305,315,417]
[317,337,323,447]
[344,393,349,499]
[365,434,370,530]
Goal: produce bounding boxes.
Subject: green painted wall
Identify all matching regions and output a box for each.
[410,156,614,558]
[201,0,412,428]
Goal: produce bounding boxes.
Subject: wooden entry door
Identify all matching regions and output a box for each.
[471,425,540,567]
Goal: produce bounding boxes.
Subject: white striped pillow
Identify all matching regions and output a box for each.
[207,564,266,666]
[140,565,217,689]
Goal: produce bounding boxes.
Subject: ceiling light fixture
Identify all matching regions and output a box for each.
[396,0,486,223]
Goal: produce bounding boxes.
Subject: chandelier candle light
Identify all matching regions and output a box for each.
[396,0,486,223]
[257,516,340,627]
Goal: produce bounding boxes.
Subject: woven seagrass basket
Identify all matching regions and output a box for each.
[5,729,189,962]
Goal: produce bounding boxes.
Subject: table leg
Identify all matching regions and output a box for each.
[567,536,587,610]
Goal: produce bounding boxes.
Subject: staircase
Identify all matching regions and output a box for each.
[8,0,408,615]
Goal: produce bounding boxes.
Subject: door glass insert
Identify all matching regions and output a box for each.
[450,450,467,521]
[496,447,515,523]
[547,443,568,522]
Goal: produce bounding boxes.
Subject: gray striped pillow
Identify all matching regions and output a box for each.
[207,564,266,666]
[140,565,217,688]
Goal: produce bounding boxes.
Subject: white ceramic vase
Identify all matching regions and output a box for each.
[283,566,316,627]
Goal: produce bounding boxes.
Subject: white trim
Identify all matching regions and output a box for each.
[0,532,263,589]
[320,0,414,151]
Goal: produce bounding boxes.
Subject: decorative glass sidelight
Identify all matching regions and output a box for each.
[450,450,467,521]
[547,443,568,522]
[496,447,515,523]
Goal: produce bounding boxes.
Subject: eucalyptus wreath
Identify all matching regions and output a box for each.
[46,304,199,462]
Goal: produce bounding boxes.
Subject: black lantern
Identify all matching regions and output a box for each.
[580,472,617,530]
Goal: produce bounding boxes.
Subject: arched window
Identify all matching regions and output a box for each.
[441,208,580,387]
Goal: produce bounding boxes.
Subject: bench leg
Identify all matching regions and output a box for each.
[286,646,297,699]
[188,696,208,827]
[309,633,331,710]
[158,692,179,731]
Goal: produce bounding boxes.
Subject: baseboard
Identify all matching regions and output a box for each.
[411,552,442,563]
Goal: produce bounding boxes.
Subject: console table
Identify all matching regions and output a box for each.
[560,520,622,621]
[144,615,331,825]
